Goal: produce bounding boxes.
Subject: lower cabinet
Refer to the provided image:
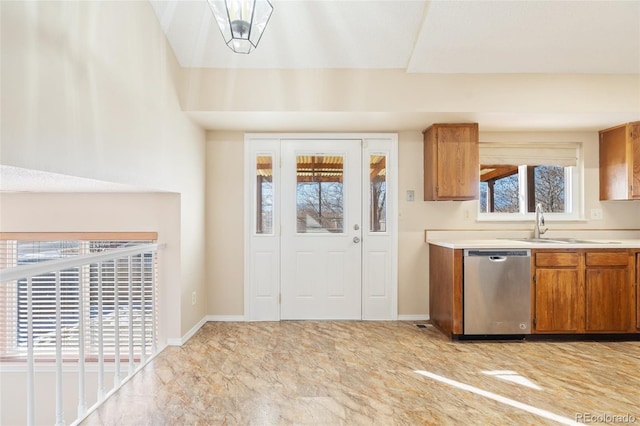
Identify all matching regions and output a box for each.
[534,253,581,332]
[637,253,640,330]
[534,250,635,334]
[585,252,633,332]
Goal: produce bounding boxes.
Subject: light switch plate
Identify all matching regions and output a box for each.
[406,190,414,202]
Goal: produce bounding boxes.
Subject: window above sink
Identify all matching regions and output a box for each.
[477,142,584,222]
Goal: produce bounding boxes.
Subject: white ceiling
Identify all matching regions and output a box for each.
[151,0,640,133]
[4,1,639,192]
[151,0,640,73]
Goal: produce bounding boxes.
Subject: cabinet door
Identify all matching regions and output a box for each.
[585,268,631,332]
[436,125,479,200]
[599,121,640,200]
[599,125,628,200]
[637,253,640,330]
[534,268,581,332]
[631,123,640,199]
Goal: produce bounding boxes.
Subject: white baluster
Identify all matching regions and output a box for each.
[97,262,104,400]
[114,259,121,387]
[55,271,64,426]
[77,266,87,418]
[140,254,147,363]
[151,251,157,354]
[26,277,35,426]
[128,256,134,375]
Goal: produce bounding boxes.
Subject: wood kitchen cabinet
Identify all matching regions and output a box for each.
[428,243,639,339]
[637,253,640,330]
[423,123,479,201]
[534,252,582,333]
[584,252,634,332]
[428,244,463,336]
[599,121,640,200]
[533,250,635,334]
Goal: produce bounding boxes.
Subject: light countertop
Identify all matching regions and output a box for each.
[427,238,640,249]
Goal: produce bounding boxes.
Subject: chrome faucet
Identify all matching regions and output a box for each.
[534,203,548,239]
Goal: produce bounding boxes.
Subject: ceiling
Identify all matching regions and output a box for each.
[150,0,640,133]
[151,0,640,73]
[4,1,639,192]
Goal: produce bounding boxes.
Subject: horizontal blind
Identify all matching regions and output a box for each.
[0,241,18,357]
[0,239,155,360]
[479,143,579,167]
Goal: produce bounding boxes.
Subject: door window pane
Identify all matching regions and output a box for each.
[370,155,387,232]
[256,156,273,234]
[296,155,344,233]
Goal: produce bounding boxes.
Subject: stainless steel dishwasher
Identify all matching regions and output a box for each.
[463,249,531,335]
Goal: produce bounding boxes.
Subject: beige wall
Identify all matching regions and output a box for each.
[207,130,640,318]
[181,69,640,115]
[0,1,206,337]
[206,132,245,315]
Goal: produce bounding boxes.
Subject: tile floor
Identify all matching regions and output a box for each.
[82,321,640,425]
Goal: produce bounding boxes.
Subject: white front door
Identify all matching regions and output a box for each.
[280,140,362,319]
[244,133,398,322]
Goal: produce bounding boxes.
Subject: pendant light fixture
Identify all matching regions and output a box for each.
[207,0,274,54]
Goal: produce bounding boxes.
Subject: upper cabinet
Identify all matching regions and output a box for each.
[423,123,479,201]
[599,121,640,200]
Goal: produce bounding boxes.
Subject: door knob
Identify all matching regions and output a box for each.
[353,236,361,243]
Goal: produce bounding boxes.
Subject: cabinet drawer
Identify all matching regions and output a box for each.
[536,252,579,267]
[585,252,628,267]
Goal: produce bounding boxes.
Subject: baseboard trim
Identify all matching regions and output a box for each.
[205,315,245,322]
[169,315,427,346]
[398,315,430,321]
[167,316,208,346]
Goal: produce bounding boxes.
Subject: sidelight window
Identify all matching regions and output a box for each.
[256,155,274,234]
[369,155,387,232]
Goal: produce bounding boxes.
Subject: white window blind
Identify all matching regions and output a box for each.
[479,143,579,167]
[0,239,156,360]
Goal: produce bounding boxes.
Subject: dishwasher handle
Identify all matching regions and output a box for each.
[489,256,507,262]
[464,250,531,257]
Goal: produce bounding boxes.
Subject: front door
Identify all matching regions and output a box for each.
[244,133,397,322]
[280,140,362,319]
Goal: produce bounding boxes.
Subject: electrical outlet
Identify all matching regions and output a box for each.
[192,291,197,306]
[590,208,603,220]
[406,190,414,202]
[464,209,470,220]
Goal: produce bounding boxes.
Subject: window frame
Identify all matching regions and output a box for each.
[477,143,584,222]
[0,232,157,362]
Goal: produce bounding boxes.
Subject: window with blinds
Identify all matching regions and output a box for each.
[478,142,583,220]
[0,237,156,361]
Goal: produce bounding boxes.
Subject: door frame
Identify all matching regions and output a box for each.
[243,133,398,321]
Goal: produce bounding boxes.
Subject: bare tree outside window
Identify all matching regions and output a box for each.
[493,174,520,212]
[480,164,567,214]
[370,155,387,232]
[532,165,565,213]
[295,155,345,233]
[296,181,343,232]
